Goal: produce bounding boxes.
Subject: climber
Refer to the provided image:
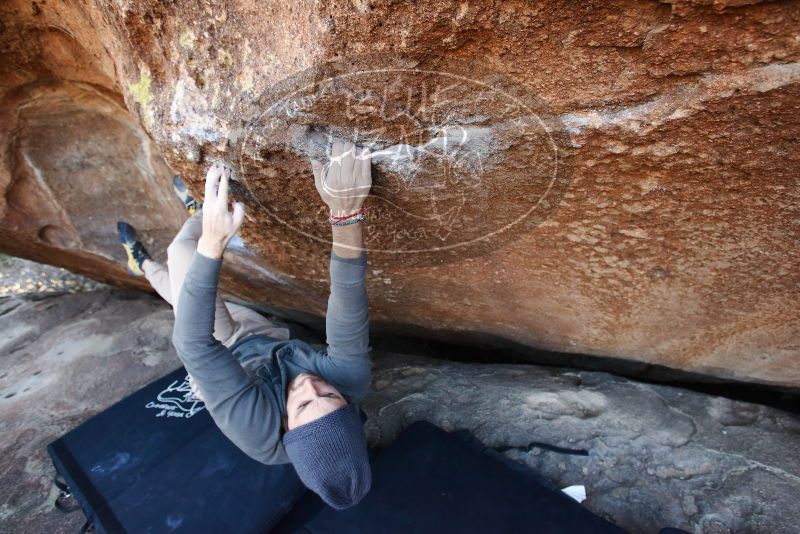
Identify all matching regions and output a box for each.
[117,178,291,402]
[116,141,373,510]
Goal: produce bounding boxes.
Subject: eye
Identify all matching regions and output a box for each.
[297,400,311,414]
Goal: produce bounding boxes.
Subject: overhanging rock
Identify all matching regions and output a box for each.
[0,0,798,387]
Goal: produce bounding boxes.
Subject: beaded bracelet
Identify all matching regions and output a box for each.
[329,207,369,226]
[330,213,366,226]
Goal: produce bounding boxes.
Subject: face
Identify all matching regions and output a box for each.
[286,373,347,430]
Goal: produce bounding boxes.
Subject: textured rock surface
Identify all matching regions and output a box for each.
[1,1,799,386]
[0,291,179,533]
[0,255,106,296]
[366,355,800,534]
[2,290,799,533]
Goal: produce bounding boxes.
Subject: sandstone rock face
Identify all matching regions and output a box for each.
[1,1,798,386]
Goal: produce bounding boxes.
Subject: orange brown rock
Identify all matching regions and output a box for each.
[0,0,798,387]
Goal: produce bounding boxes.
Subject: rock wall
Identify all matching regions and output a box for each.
[1,1,798,387]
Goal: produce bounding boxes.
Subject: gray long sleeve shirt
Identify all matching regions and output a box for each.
[172,251,371,465]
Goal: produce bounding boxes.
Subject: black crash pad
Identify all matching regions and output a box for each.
[47,367,306,533]
[278,421,626,534]
[49,367,626,533]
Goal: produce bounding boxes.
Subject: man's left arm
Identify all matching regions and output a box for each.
[312,142,373,400]
[327,224,370,362]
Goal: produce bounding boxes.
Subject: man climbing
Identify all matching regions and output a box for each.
[116,141,373,510]
[117,180,291,378]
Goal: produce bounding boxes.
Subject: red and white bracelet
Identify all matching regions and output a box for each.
[329,207,369,226]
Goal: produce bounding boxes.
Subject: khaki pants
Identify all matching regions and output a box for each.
[144,212,290,347]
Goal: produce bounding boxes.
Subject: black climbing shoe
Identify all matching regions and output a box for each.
[116,221,150,276]
[172,175,202,214]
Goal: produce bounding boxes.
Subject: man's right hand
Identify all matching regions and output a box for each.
[197,163,245,259]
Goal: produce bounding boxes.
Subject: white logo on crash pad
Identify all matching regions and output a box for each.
[145,375,205,419]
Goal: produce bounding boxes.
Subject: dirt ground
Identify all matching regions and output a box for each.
[0,255,105,297]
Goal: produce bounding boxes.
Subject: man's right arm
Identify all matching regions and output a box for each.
[172,251,287,464]
[171,163,286,464]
